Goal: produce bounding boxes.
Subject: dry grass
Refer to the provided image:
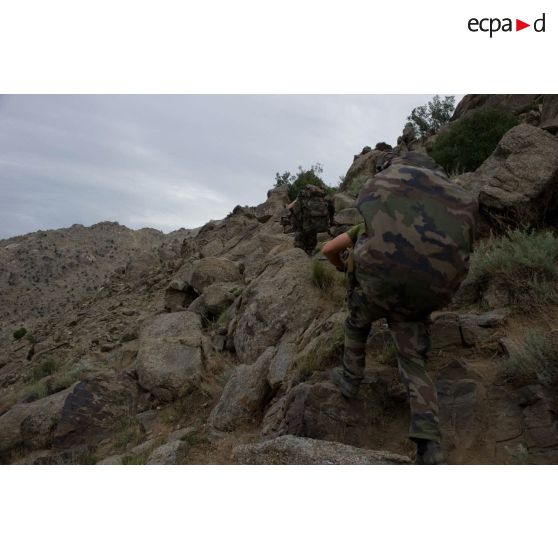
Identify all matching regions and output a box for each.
[311,259,335,291]
[500,329,558,387]
[465,229,558,311]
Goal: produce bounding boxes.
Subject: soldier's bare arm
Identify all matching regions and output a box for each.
[322,233,353,271]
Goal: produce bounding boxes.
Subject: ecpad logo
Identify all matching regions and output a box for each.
[468,13,546,37]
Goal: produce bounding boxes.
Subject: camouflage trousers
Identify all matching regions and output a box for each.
[343,284,441,443]
[294,231,318,255]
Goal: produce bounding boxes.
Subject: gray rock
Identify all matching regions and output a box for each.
[209,347,275,432]
[471,124,558,227]
[53,370,138,449]
[0,388,71,454]
[267,341,295,390]
[167,426,197,442]
[430,315,463,349]
[451,94,541,121]
[233,435,411,465]
[232,249,326,363]
[147,440,189,464]
[332,193,356,212]
[136,312,204,401]
[201,282,240,316]
[333,208,362,227]
[188,257,243,295]
[98,454,124,465]
[341,148,384,193]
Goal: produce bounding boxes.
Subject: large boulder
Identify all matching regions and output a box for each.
[232,249,327,363]
[333,208,362,227]
[452,94,542,121]
[0,368,137,456]
[233,435,411,464]
[332,192,356,212]
[0,388,70,455]
[188,257,243,295]
[201,282,241,316]
[262,377,409,451]
[209,347,275,432]
[136,312,204,401]
[462,124,558,227]
[341,148,383,194]
[254,185,290,223]
[52,370,137,449]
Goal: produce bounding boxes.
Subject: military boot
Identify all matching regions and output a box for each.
[329,367,361,399]
[415,440,445,465]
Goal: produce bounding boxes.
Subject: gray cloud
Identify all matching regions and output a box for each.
[0,94,462,239]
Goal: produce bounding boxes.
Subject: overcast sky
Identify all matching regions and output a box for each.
[0,94,462,240]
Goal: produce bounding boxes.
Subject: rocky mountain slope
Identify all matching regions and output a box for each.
[1,94,558,465]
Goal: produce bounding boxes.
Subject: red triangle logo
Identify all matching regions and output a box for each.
[516,19,530,31]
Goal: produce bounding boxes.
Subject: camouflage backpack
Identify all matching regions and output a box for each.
[354,152,478,306]
[294,185,331,233]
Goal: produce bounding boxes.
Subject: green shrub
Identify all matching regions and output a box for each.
[13,327,27,341]
[311,259,335,291]
[274,163,328,202]
[407,95,456,138]
[500,330,558,387]
[31,359,58,382]
[466,229,558,309]
[217,306,232,326]
[431,108,519,173]
[25,333,37,344]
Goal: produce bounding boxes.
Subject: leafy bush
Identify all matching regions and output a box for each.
[25,333,37,344]
[311,259,335,291]
[431,108,519,173]
[13,327,27,341]
[466,229,558,309]
[274,163,328,202]
[407,95,455,138]
[500,330,558,387]
[22,382,49,402]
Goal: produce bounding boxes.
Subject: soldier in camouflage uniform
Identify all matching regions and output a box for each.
[322,151,478,464]
[287,184,333,255]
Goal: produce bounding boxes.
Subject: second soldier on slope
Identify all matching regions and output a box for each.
[287,184,333,255]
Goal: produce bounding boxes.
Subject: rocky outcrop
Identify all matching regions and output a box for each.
[340,147,383,195]
[136,312,204,401]
[231,249,326,363]
[209,347,275,432]
[188,257,243,295]
[0,387,70,455]
[254,185,290,223]
[452,94,542,122]
[0,368,136,456]
[233,435,411,464]
[457,124,558,228]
